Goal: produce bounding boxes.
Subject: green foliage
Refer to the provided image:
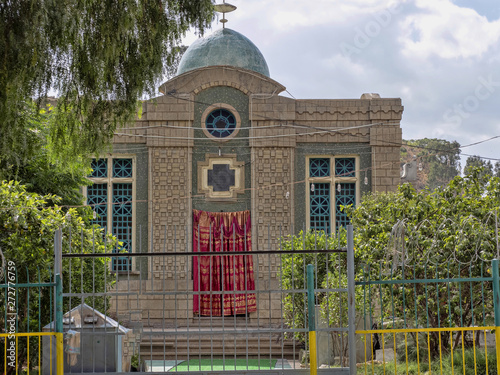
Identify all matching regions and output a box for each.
[352,167,500,272]
[280,230,347,344]
[451,346,496,375]
[464,155,500,180]
[401,138,461,190]
[0,102,91,206]
[320,270,364,366]
[130,353,148,372]
[165,45,189,80]
[0,0,214,162]
[358,347,496,375]
[351,168,500,357]
[0,181,116,373]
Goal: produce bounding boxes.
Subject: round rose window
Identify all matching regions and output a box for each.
[205,109,237,139]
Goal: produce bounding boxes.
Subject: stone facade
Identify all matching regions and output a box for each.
[104,64,404,326]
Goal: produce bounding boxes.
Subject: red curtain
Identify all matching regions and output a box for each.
[193,209,257,316]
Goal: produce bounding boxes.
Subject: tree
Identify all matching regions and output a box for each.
[165,45,189,80]
[464,155,493,179]
[401,138,461,190]
[320,271,364,367]
[279,230,363,366]
[494,161,500,177]
[1,1,214,163]
[349,168,500,358]
[0,102,91,206]
[0,181,116,374]
[280,231,344,342]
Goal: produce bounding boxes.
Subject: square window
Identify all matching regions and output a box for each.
[90,159,108,178]
[113,159,133,178]
[310,158,330,177]
[335,158,356,177]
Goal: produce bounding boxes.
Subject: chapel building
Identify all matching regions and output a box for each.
[85,27,403,325]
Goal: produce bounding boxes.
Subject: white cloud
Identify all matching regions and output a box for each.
[400,0,500,59]
[222,0,407,33]
[180,0,500,163]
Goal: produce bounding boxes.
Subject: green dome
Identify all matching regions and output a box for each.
[176,28,270,77]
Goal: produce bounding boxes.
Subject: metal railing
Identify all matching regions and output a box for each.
[59,224,357,374]
[356,258,500,374]
[0,253,63,375]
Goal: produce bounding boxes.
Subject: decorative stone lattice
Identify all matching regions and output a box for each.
[253,147,293,278]
[151,147,190,280]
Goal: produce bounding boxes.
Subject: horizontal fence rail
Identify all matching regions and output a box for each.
[355,259,499,375]
[0,261,63,375]
[0,332,63,375]
[57,224,354,374]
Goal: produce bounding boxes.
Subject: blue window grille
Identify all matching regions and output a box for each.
[113,159,133,178]
[309,158,330,177]
[205,109,237,138]
[87,184,108,228]
[335,158,356,177]
[90,159,108,178]
[310,183,331,234]
[112,183,133,272]
[336,183,356,228]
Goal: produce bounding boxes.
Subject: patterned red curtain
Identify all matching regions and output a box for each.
[193,209,256,316]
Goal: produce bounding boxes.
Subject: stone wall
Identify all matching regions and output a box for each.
[251,146,294,323]
[108,67,404,327]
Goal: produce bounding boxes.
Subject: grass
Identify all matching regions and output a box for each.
[356,348,497,375]
[171,358,277,372]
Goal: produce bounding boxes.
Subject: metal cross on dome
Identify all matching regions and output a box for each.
[214,1,237,28]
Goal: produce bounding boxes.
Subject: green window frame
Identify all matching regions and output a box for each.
[307,156,358,234]
[86,157,135,272]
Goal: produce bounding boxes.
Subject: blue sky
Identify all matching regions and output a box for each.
[182,0,500,168]
[452,0,500,21]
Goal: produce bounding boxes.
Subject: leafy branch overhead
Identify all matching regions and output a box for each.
[0,0,214,161]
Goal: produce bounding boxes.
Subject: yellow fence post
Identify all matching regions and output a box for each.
[307,264,317,375]
[56,332,64,374]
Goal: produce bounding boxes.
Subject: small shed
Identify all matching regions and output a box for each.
[43,303,131,373]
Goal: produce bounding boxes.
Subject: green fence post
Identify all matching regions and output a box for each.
[55,273,63,333]
[492,259,500,375]
[307,264,317,375]
[347,225,356,374]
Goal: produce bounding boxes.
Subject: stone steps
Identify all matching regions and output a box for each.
[139,331,300,360]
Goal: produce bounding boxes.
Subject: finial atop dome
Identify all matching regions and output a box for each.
[214,1,237,28]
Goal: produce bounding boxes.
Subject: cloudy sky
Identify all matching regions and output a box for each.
[183,0,500,168]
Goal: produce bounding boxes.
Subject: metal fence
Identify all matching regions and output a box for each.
[355,258,500,375]
[10,221,500,375]
[57,224,356,374]
[0,258,63,375]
